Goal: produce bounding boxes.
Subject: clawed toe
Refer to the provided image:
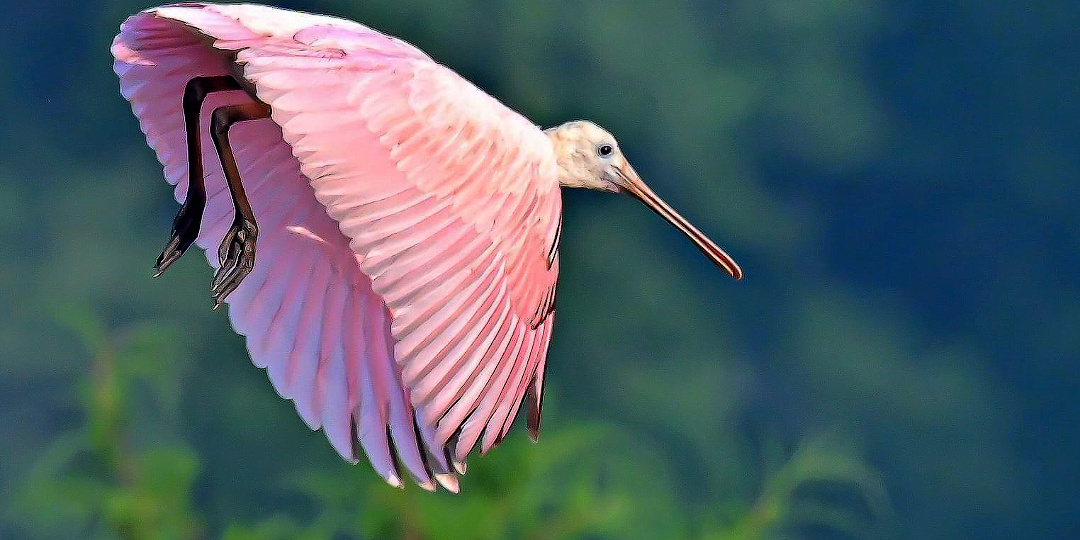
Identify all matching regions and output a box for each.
[154,200,203,277]
[211,218,258,308]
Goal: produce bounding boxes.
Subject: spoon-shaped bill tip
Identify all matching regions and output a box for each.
[618,168,742,280]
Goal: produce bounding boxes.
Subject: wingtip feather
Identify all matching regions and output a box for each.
[434,473,460,493]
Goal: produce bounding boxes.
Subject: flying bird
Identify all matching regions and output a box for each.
[112,3,741,493]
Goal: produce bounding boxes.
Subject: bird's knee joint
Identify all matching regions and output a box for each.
[210,108,233,138]
[183,78,205,109]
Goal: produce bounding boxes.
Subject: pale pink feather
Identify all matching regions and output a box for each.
[112,3,561,491]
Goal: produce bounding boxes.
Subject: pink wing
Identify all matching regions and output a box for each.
[112,3,561,491]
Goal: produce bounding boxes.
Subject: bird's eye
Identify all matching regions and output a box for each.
[597,143,614,157]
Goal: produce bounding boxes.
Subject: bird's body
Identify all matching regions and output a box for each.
[112,3,739,492]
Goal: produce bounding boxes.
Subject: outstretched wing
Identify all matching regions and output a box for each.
[113,3,561,491]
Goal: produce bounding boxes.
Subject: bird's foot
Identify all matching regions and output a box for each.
[154,198,204,277]
[211,217,257,309]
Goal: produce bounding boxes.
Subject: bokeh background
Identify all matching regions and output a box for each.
[1,0,1077,539]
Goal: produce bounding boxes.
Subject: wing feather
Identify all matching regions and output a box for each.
[354,293,401,486]
[285,261,330,428]
[438,311,521,444]
[416,293,512,425]
[318,281,352,459]
[455,327,532,459]
[114,3,563,488]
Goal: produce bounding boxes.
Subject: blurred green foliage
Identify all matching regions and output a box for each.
[1,0,1077,539]
[8,311,886,539]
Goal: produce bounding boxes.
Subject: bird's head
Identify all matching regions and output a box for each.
[545,120,742,280]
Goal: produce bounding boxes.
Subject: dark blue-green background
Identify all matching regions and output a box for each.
[1,1,1076,539]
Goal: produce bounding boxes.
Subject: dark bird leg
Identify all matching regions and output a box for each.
[154,75,245,276]
[208,101,272,308]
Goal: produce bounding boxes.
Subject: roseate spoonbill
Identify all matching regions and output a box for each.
[112,3,742,492]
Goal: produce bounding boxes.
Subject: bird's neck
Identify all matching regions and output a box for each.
[543,127,574,188]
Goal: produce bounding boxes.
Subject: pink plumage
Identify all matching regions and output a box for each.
[113,3,560,492]
[112,2,742,494]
